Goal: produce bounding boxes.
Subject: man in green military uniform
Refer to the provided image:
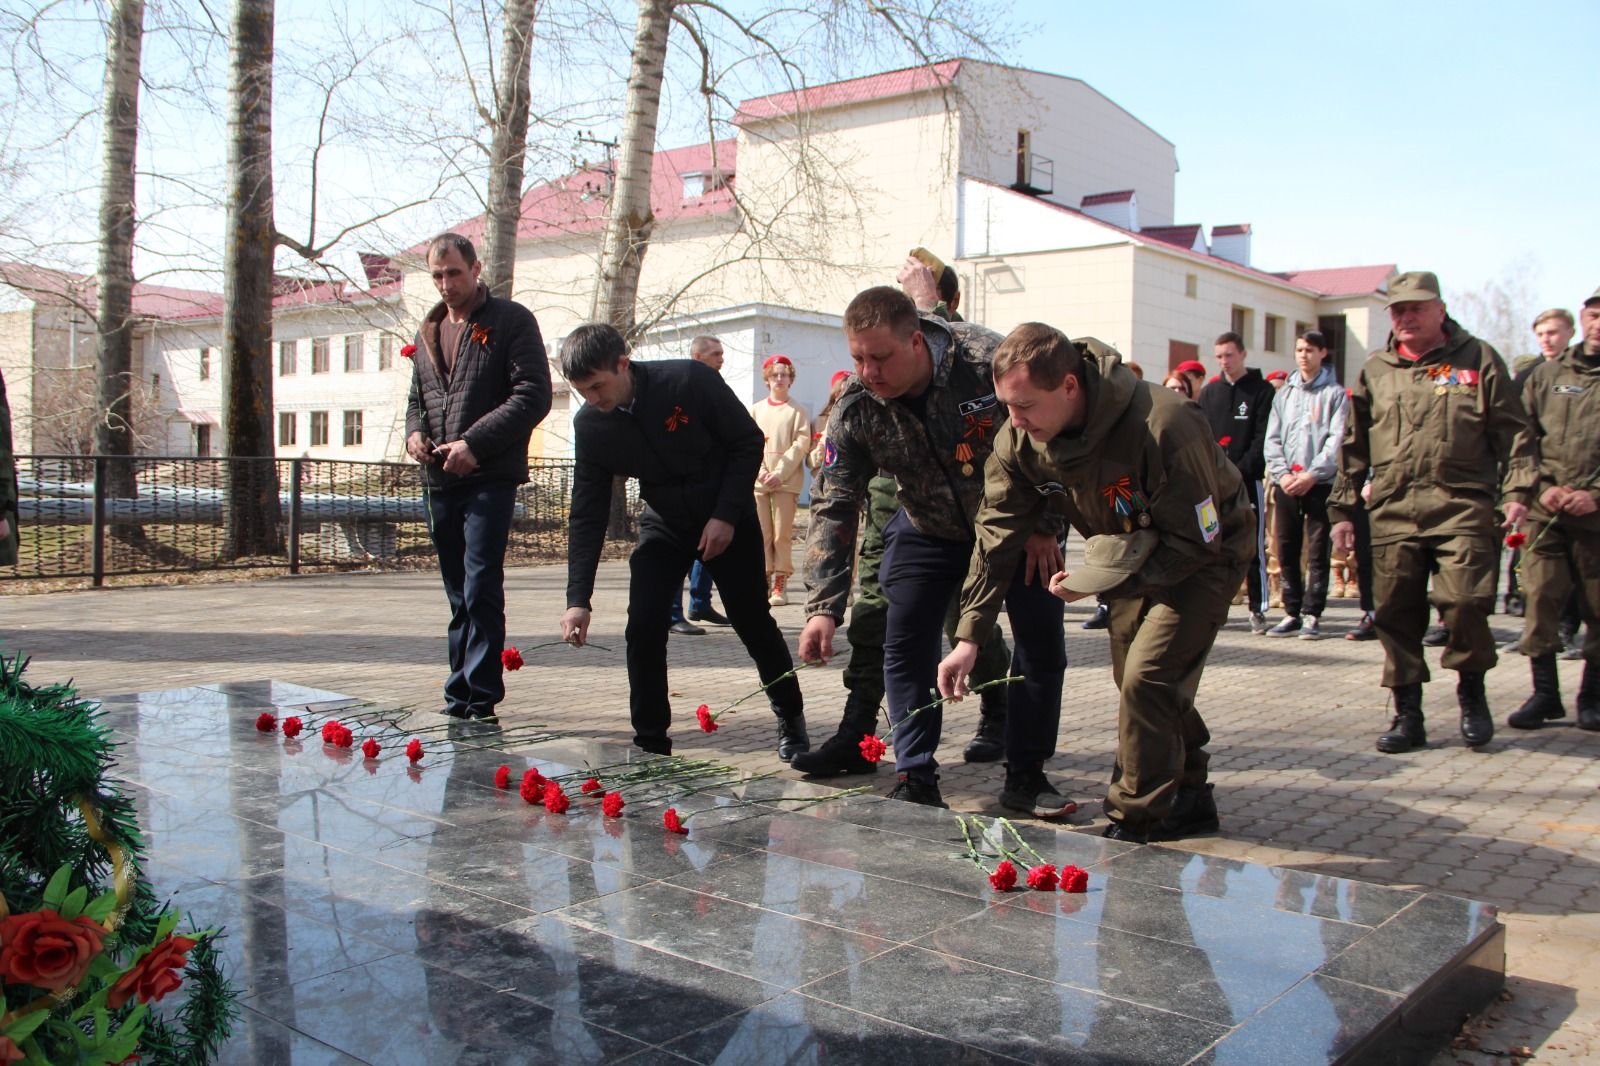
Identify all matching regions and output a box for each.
[939,323,1254,844]
[1508,285,1600,732]
[1330,271,1535,753]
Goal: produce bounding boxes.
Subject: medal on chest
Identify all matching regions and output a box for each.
[955,412,992,477]
[1100,474,1152,532]
[1424,364,1479,396]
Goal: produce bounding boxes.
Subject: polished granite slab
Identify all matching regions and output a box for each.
[100,680,1504,1065]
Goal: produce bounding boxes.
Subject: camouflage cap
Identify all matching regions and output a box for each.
[1585,285,1600,308]
[1060,530,1158,594]
[1385,271,1442,307]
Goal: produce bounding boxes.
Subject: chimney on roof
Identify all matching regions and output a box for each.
[1080,190,1138,232]
[1210,225,1251,267]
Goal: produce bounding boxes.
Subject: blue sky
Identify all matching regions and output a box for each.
[1000,0,1598,308]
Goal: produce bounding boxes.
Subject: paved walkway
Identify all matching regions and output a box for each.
[4,563,1598,1063]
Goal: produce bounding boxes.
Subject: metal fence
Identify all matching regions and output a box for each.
[2,455,643,585]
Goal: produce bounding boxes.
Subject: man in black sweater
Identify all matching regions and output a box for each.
[406,232,552,720]
[1198,330,1274,632]
[557,323,808,759]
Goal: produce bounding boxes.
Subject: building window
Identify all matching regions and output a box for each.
[344,334,364,372]
[198,346,211,381]
[1184,274,1198,298]
[1016,129,1032,187]
[279,412,296,446]
[195,424,212,457]
[279,340,296,375]
[1230,306,1253,345]
[150,373,160,395]
[1264,314,1282,353]
[378,335,393,371]
[1168,339,1199,372]
[342,409,364,447]
[1295,321,1313,341]
[310,410,329,446]
[311,337,329,374]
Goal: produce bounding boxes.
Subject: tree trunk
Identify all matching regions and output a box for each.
[94,0,143,503]
[479,0,537,298]
[221,0,282,557]
[594,0,672,339]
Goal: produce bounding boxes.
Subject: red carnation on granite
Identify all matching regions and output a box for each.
[520,768,545,805]
[696,703,718,733]
[361,737,380,759]
[400,343,417,359]
[1504,531,1528,549]
[1026,864,1059,892]
[501,647,524,671]
[330,725,354,748]
[494,765,512,789]
[406,738,424,763]
[988,859,1018,892]
[580,777,602,794]
[601,792,625,817]
[859,735,888,763]
[663,807,689,834]
[255,712,276,733]
[321,720,341,742]
[106,933,198,1010]
[282,716,304,738]
[1060,865,1089,893]
[543,781,570,814]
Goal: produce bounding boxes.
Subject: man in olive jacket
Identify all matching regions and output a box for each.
[939,323,1252,844]
[406,232,553,720]
[1508,285,1600,732]
[1331,271,1535,753]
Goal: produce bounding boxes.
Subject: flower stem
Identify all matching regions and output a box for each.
[712,661,813,722]
[883,675,1023,744]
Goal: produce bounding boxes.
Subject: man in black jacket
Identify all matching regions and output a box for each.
[557,323,808,759]
[1198,331,1273,632]
[406,232,552,720]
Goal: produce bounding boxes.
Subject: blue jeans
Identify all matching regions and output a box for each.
[427,480,518,715]
[670,560,714,622]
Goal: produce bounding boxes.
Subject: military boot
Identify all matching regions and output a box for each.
[1376,684,1426,754]
[1457,672,1494,747]
[1579,661,1600,732]
[775,712,809,762]
[790,695,879,776]
[962,685,1007,763]
[1508,654,1565,729]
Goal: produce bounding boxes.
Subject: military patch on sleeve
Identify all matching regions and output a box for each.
[1553,384,1586,395]
[822,438,839,468]
[1195,496,1220,543]
[958,394,998,416]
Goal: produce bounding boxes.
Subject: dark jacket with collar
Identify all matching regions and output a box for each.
[1523,344,1600,530]
[405,284,552,490]
[565,359,762,609]
[1198,366,1274,481]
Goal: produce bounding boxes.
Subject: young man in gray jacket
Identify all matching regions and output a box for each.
[1263,330,1348,639]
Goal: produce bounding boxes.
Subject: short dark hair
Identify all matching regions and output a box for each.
[992,322,1084,390]
[559,323,628,380]
[844,286,919,337]
[426,231,477,266]
[1296,329,1329,350]
[689,334,721,357]
[1214,331,1245,351]
[937,266,960,306]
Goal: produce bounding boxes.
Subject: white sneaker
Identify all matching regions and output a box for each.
[1299,615,1322,640]
[768,574,788,606]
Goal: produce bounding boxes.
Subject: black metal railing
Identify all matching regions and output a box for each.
[2,455,643,585]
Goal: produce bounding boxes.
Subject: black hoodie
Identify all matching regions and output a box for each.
[1197,366,1274,481]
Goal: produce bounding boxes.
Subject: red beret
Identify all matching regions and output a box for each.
[1266,369,1288,381]
[762,354,793,369]
[830,370,851,388]
[1176,360,1206,376]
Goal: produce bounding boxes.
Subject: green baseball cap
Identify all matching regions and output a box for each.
[1585,285,1600,308]
[1385,270,1442,307]
[1061,530,1158,594]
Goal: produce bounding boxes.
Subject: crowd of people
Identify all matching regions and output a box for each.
[402,230,1599,845]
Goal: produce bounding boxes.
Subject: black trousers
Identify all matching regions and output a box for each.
[1352,504,1376,612]
[1274,483,1333,618]
[428,480,518,716]
[626,511,800,748]
[1243,478,1268,612]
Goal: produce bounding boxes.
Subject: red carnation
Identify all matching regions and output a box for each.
[1026,864,1059,891]
[696,703,718,733]
[400,344,417,359]
[406,738,424,763]
[321,720,341,742]
[502,647,524,671]
[331,725,354,748]
[580,777,602,794]
[1504,531,1527,549]
[520,769,545,805]
[601,791,625,817]
[988,860,1018,892]
[282,716,304,738]
[494,765,512,789]
[361,737,380,759]
[1218,436,1233,447]
[663,807,689,834]
[1291,463,1304,473]
[859,735,888,763]
[106,932,198,1010]
[0,908,107,992]
[1060,865,1089,893]
[255,712,277,732]
[543,781,570,814]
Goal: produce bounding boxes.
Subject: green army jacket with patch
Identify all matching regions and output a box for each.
[1523,345,1600,531]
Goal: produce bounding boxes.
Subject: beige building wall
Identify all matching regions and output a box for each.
[0,310,36,453]
[953,245,1137,354]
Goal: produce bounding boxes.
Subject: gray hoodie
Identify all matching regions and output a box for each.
[1264,363,1348,484]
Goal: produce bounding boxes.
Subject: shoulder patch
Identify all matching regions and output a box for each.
[1553,384,1586,395]
[958,394,999,416]
[1195,496,1220,543]
[822,438,839,468]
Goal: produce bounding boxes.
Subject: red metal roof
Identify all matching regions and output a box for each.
[1211,223,1251,236]
[1277,265,1396,297]
[1139,224,1205,251]
[1081,190,1135,206]
[735,60,962,123]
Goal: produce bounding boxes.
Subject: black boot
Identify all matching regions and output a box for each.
[1579,661,1600,731]
[1508,654,1565,729]
[1376,684,1426,753]
[775,712,810,762]
[790,696,878,775]
[1457,672,1494,747]
[963,685,1007,763]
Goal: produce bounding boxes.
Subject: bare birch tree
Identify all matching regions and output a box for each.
[480,0,538,295]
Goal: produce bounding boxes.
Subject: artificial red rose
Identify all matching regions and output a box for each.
[255,712,277,732]
[1060,865,1089,893]
[400,344,417,359]
[580,777,602,794]
[406,738,424,763]
[0,908,107,991]
[361,737,380,759]
[106,933,198,1010]
[282,716,304,738]
[501,647,524,671]
[695,703,718,733]
[1218,436,1232,447]
[1026,864,1059,891]
[543,781,570,814]
[601,791,625,817]
[494,765,512,789]
[859,735,888,763]
[988,860,1017,892]
[1505,531,1528,549]
[1290,463,1304,473]
[0,1035,23,1063]
[520,768,545,805]
[663,807,689,834]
